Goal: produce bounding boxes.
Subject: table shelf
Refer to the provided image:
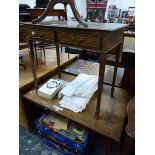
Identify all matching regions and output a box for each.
[23,73,130,142]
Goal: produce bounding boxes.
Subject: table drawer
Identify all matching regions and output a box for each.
[26,28,55,41]
[58,32,101,50]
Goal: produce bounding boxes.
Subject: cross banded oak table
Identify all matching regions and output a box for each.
[20,20,126,119]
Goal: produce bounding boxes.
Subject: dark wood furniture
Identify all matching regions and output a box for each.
[19,13,31,22]
[19,5,32,69]
[27,8,67,21]
[19,51,78,130]
[19,43,27,70]
[20,4,128,151]
[34,0,49,8]
[119,96,135,155]
[19,4,31,22]
[19,25,28,70]
[21,20,126,119]
[23,73,130,155]
[27,8,68,64]
[19,56,26,70]
[20,3,128,153]
[121,34,135,93]
[32,0,88,27]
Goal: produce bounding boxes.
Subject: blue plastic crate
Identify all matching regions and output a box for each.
[42,138,74,155]
[35,115,90,154]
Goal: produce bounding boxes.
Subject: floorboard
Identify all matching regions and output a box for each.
[19,48,78,90]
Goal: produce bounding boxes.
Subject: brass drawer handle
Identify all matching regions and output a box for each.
[32,31,40,37]
[32,31,44,39]
[32,31,36,36]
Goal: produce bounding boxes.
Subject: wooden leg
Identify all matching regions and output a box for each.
[95,52,106,119]
[19,62,26,70]
[56,45,61,78]
[28,40,38,91]
[32,1,55,24]
[19,91,30,130]
[19,56,26,70]
[111,43,122,96]
[42,47,46,62]
[68,53,70,59]
[58,16,60,21]
[33,42,38,65]
[69,0,88,27]
[104,137,112,155]
[111,53,119,96]
[61,46,62,54]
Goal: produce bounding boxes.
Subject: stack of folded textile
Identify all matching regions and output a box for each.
[59,73,98,113]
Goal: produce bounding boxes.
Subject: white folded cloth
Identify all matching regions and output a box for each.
[59,96,89,113]
[74,76,98,97]
[59,73,98,113]
[59,73,97,97]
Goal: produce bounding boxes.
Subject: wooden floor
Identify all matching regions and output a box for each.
[19,48,78,90]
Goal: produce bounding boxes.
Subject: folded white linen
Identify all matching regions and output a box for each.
[59,73,96,97]
[59,100,80,113]
[82,84,98,98]
[74,76,98,97]
[59,96,89,113]
[63,96,89,108]
[59,85,97,113]
[59,73,98,113]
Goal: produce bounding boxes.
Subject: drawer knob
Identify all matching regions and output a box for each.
[32,31,40,38]
[32,31,36,36]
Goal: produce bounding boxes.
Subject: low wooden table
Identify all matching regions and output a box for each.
[23,73,130,154]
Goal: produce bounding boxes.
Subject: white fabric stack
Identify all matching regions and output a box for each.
[59,73,98,113]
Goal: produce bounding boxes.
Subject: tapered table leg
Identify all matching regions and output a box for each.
[111,42,123,96]
[95,52,107,119]
[56,45,61,78]
[28,39,38,91]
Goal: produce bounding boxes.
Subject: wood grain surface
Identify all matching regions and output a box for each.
[23,73,130,142]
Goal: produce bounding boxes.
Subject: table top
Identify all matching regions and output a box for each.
[21,20,127,32]
[23,73,130,142]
